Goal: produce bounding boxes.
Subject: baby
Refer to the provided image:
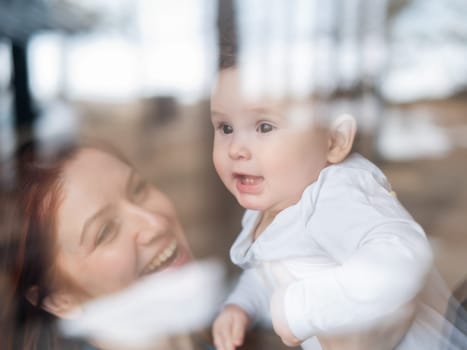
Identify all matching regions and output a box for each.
[210,65,459,350]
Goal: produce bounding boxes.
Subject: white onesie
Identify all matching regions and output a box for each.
[225,153,458,349]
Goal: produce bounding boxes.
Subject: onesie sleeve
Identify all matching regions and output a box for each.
[279,167,434,340]
[225,268,271,326]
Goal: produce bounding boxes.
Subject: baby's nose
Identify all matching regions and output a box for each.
[229,135,251,160]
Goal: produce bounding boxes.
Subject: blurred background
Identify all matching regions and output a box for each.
[1,0,467,348]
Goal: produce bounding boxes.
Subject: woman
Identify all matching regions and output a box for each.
[0,140,420,350]
[0,141,194,350]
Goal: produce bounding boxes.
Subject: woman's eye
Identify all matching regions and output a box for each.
[132,180,150,202]
[95,221,118,246]
[257,122,274,133]
[219,123,233,135]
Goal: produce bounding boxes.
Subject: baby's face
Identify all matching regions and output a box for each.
[211,68,331,215]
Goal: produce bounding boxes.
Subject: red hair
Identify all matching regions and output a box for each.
[0,140,83,350]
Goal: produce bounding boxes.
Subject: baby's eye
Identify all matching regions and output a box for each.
[257,122,274,133]
[218,123,233,135]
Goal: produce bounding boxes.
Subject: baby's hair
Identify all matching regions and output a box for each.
[217,0,238,70]
[218,43,237,70]
[214,0,359,152]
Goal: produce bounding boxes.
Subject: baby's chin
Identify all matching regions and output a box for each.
[235,196,268,212]
[235,196,293,216]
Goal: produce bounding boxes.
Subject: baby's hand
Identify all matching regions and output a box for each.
[212,304,250,350]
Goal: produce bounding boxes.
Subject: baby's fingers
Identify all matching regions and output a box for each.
[231,320,245,346]
[213,329,236,350]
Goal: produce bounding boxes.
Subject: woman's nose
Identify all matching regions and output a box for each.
[136,228,159,246]
[228,134,251,160]
[124,203,168,245]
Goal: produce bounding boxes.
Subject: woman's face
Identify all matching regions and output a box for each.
[54,148,191,301]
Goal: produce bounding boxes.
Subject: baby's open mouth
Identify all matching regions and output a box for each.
[235,174,263,185]
[143,239,179,275]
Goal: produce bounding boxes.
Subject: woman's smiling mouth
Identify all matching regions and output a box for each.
[143,239,179,275]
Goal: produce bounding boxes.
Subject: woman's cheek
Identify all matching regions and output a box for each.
[97,249,138,287]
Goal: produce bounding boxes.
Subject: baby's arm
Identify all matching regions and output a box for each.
[271,280,416,349]
[267,255,340,345]
[272,222,432,342]
[270,286,302,347]
[212,268,270,350]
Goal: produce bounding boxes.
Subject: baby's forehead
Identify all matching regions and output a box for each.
[248,97,327,120]
[242,94,314,111]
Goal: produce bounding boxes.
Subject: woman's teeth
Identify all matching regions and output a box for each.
[145,240,178,273]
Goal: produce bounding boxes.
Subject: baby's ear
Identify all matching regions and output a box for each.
[27,286,81,318]
[327,114,357,164]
